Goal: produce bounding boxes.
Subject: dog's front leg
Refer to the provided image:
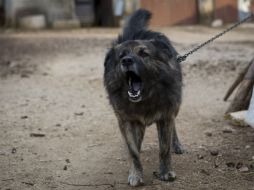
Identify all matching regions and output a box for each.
[118,120,145,186]
[172,125,184,154]
[156,117,176,181]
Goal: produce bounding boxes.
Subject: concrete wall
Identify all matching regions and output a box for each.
[5,0,76,27]
[252,0,254,13]
[140,0,198,26]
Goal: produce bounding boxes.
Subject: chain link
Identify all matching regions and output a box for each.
[177,13,254,63]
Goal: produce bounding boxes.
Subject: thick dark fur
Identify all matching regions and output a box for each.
[104,9,183,186]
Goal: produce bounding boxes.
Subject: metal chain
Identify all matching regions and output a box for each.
[177,13,254,63]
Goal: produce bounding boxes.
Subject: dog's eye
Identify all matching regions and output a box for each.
[119,51,128,59]
[138,49,149,57]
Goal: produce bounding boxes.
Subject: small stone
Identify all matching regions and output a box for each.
[200,169,210,176]
[65,159,70,163]
[222,128,233,133]
[74,112,84,116]
[226,162,235,168]
[239,166,249,172]
[63,165,68,170]
[21,116,28,119]
[245,145,251,149]
[205,132,212,137]
[198,145,205,150]
[0,151,6,156]
[197,154,204,159]
[214,157,221,168]
[236,162,243,169]
[30,133,45,137]
[21,73,29,78]
[11,148,17,154]
[234,146,240,150]
[252,156,254,160]
[104,171,113,174]
[210,150,219,156]
[55,123,61,127]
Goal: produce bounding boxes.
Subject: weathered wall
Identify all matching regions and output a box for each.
[5,0,75,27]
[140,0,198,26]
[214,0,238,23]
[140,0,251,26]
[252,0,254,13]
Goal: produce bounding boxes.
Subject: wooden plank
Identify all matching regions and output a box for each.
[224,60,253,101]
[226,79,254,113]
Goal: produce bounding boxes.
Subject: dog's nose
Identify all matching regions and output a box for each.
[121,56,133,67]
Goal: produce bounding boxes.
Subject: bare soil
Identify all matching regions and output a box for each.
[0,26,254,190]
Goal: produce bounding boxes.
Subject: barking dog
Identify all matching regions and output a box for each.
[103,9,184,186]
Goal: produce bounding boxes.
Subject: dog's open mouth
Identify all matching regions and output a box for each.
[126,71,143,102]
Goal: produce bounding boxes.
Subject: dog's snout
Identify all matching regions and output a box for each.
[121,56,134,67]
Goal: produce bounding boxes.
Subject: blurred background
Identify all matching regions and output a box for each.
[0,0,253,29]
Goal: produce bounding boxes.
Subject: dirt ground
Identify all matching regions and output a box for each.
[0,26,254,190]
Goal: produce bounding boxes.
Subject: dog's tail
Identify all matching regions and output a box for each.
[120,9,152,42]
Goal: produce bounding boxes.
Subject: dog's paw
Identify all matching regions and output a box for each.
[128,174,144,187]
[153,170,176,182]
[160,170,176,181]
[173,143,185,154]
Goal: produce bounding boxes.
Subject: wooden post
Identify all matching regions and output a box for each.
[225,58,254,114]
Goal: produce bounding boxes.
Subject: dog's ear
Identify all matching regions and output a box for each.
[104,48,116,72]
[149,40,174,62]
[150,39,177,60]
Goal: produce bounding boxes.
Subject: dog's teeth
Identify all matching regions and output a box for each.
[128,90,141,98]
[128,91,135,98]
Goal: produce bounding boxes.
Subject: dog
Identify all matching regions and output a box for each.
[103,9,184,187]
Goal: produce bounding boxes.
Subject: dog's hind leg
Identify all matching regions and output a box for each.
[156,117,176,181]
[172,125,184,154]
[118,121,145,187]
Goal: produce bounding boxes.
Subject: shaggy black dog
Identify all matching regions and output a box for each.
[104,9,184,186]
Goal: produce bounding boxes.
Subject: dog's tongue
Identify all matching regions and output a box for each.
[132,81,141,92]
